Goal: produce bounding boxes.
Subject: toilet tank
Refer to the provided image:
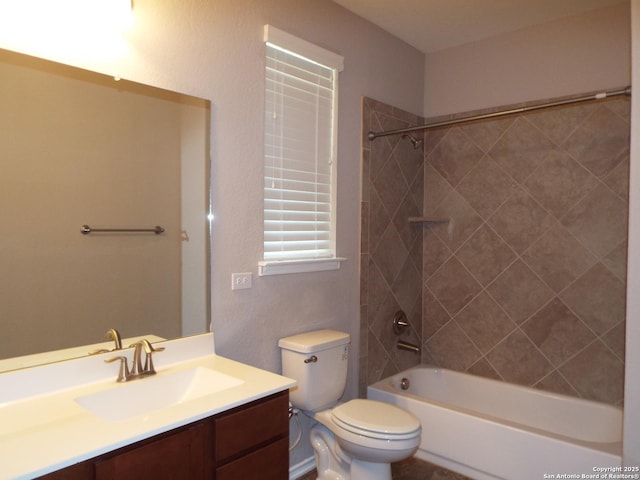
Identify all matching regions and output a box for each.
[279,329,350,411]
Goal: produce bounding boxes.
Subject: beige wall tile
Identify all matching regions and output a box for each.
[561,183,629,258]
[427,128,484,187]
[432,190,483,251]
[522,224,597,292]
[522,299,596,365]
[486,329,553,385]
[455,292,517,353]
[422,289,451,340]
[560,262,626,335]
[457,156,517,219]
[456,224,516,286]
[488,117,555,183]
[488,188,555,254]
[460,117,514,153]
[422,229,452,279]
[425,320,482,371]
[522,150,598,219]
[426,257,482,316]
[562,106,630,178]
[559,341,624,404]
[487,260,554,324]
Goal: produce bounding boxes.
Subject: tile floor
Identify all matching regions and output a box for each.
[297,457,471,480]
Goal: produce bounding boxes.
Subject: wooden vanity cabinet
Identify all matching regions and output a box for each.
[38,390,289,480]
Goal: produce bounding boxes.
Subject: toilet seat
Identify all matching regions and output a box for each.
[331,399,420,440]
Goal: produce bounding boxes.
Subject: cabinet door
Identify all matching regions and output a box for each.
[215,436,288,480]
[95,423,207,480]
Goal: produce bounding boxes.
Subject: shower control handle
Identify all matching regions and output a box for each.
[304,355,318,364]
[393,310,409,334]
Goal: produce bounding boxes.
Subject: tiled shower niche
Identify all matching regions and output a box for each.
[361,94,629,405]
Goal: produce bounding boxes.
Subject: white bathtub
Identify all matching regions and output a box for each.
[367,366,622,480]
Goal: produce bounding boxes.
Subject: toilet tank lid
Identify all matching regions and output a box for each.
[279,329,350,353]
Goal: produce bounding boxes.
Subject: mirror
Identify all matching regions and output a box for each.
[0,48,211,372]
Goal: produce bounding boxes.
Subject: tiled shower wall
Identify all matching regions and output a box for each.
[360,94,629,405]
[423,95,629,405]
[360,98,425,396]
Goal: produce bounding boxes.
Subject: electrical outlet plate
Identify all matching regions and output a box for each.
[231,272,252,290]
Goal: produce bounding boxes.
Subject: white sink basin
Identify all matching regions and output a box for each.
[75,367,244,421]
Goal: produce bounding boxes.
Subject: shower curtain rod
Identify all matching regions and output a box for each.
[367,86,632,141]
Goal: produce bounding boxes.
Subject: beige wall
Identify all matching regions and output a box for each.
[0,0,425,469]
[424,2,631,117]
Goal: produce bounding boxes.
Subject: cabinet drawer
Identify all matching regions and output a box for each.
[215,391,288,461]
[215,436,288,480]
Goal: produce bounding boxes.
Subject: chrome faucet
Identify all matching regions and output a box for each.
[105,339,165,382]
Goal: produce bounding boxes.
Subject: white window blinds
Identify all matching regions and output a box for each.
[263,26,343,266]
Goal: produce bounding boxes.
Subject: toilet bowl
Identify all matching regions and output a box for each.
[309,399,420,480]
[331,399,420,458]
[278,330,422,480]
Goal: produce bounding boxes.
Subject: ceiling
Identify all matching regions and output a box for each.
[333,0,628,53]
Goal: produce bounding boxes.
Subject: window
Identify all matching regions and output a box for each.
[259,25,345,276]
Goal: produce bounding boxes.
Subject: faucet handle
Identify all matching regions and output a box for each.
[128,342,145,376]
[140,339,165,375]
[137,338,165,354]
[105,356,130,382]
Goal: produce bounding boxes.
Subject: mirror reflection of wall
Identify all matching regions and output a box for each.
[0,49,211,365]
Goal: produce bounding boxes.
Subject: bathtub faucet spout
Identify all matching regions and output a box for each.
[397,340,420,354]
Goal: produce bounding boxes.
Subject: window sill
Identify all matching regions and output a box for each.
[258,257,346,276]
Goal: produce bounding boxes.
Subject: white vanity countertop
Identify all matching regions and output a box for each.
[0,333,296,479]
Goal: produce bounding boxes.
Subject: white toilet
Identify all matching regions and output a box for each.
[279,329,421,480]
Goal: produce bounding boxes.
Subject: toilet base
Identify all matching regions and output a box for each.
[311,424,350,480]
[351,459,391,480]
[310,424,393,480]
